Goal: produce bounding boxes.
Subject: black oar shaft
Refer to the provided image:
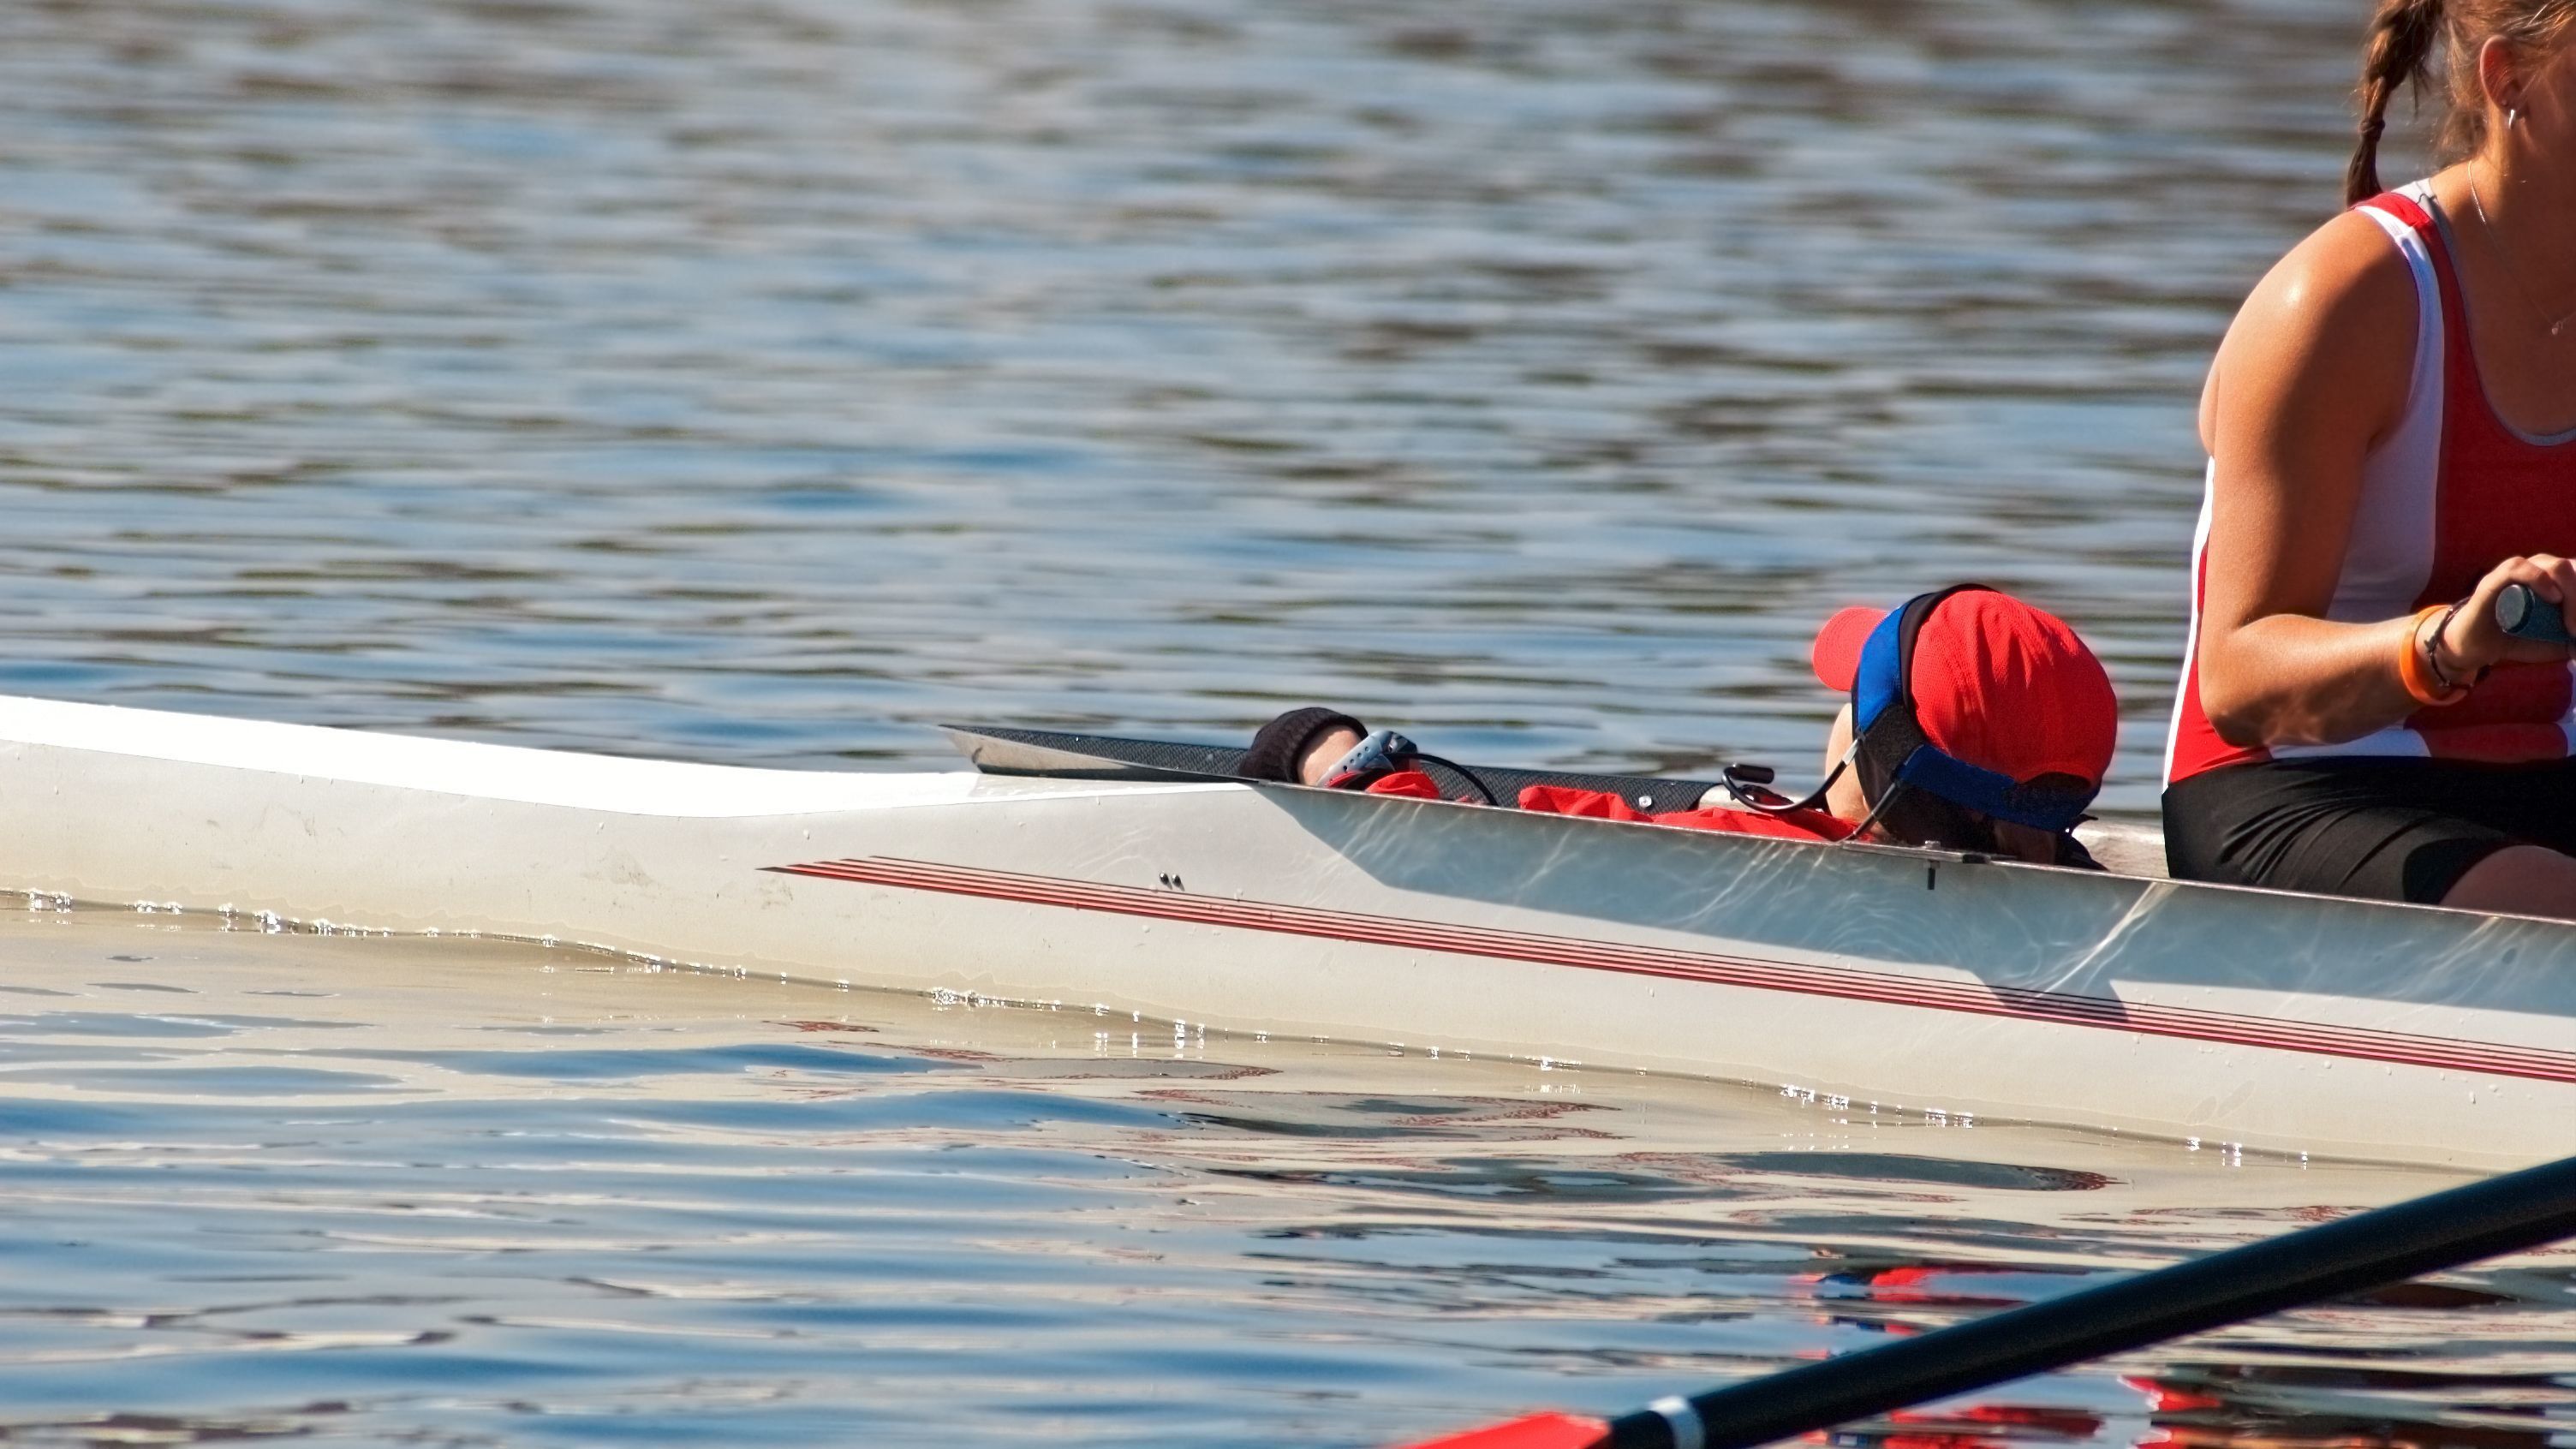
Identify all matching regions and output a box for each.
[1607,1154,2576,1449]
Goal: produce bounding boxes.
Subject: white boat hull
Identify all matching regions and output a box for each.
[1,695,2568,1168]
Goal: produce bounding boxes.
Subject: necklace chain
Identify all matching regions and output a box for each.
[2467,172,2576,339]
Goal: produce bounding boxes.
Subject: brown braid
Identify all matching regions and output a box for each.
[2347,0,2576,207]
[2348,0,2446,206]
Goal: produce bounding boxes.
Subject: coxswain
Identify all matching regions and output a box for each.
[1238,586,2119,868]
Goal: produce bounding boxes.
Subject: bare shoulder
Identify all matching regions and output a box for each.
[2236,208,2417,339]
[2203,208,2418,446]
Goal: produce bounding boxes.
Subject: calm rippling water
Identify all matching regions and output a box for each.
[0,0,2448,811]
[3,2,2566,1445]
[2,905,2569,1447]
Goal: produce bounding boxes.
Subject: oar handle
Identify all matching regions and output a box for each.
[1603,1154,2576,1449]
[2496,582,2576,647]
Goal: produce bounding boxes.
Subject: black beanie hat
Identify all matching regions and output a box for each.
[1237,707,1366,782]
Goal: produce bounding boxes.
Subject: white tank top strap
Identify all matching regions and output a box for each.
[2326,183,2445,629]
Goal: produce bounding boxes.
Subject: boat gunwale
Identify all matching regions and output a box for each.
[5,691,2575,933]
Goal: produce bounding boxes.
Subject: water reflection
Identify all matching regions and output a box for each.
[0,907,2567,1446]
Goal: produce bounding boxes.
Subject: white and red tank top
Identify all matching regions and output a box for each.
[2165,182,2576,785]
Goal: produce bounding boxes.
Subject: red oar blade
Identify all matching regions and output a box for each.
[1390,1411,1609,1449]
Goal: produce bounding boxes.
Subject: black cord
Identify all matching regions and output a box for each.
[1719,746,1853,817]
[1410,751,1500,806]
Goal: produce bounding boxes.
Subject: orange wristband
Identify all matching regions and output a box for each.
[2399,605,2469,706]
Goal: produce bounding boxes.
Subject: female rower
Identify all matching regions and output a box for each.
[1241,586,2120,868]
[2163,0,2576,915]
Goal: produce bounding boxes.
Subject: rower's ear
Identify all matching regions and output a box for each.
[2474,34,2524,122]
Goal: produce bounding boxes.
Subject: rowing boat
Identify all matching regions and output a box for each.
[0,693,2567,1168]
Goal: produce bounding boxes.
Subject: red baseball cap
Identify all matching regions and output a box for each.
[1810,590,2117,788]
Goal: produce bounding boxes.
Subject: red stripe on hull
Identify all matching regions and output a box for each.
[766,857,2576,1086]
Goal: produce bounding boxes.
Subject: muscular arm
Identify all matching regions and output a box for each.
[2194,212,2430,747]
[2197,204,2576,747]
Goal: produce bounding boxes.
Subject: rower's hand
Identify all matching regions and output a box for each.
[2444,554,2576,671]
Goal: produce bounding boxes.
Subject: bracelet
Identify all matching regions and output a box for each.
[2399,605,2470,707]
[2424,594,2490,694]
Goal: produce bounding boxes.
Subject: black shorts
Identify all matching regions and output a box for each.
[2162,756,2576,905]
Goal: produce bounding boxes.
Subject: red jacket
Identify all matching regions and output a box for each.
[1362,772,1851,843]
